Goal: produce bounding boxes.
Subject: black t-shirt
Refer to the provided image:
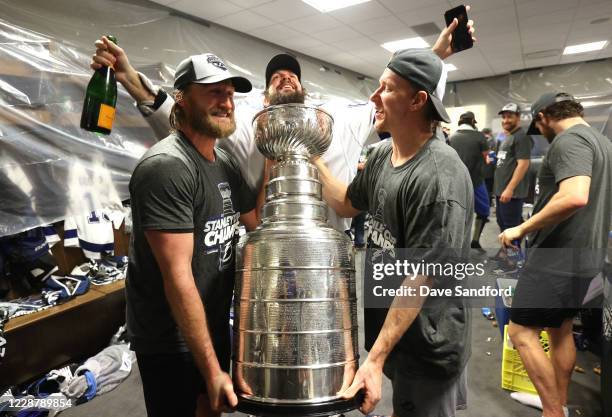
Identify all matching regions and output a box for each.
[347,138,473,378]
[449,128,488,188]
[526,124,612,277]
[494,127,533,198]
[126,132,256,363]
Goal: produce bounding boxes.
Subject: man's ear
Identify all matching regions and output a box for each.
[410,90,429,111]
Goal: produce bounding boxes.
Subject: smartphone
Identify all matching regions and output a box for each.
[444,5,473,52]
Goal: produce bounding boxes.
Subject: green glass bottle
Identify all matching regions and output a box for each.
[80,35,118,135]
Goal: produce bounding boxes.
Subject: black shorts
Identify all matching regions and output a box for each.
[510,268,592,328]
[510,307,578,328]
[136,351,205,417]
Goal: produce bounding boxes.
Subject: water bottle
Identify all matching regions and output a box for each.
[488,150,496,165]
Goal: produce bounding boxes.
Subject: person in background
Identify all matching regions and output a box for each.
[493,103,533,267]
[442,126,451,144]
[449,111,490,251]
[481,127,497,206]
[500,92,612,417]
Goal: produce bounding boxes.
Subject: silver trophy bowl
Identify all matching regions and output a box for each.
[252,103,333,160]
[234,104,359,416]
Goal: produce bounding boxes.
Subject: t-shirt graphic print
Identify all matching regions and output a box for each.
[202,182,241,271]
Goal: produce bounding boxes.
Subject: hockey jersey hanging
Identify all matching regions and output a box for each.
[64,210,124,259]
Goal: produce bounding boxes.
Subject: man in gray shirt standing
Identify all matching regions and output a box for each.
[500,93,612,417]
[315,48,473,417]
[449,111,490,250]
[494,103,533,263]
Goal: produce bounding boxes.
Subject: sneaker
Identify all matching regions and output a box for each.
[470,240,486,253]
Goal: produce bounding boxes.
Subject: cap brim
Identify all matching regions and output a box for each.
[526,120,540,135]
[191,73,252,93]
[430,94,450,123]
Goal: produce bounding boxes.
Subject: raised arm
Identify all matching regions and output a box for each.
[432,5,476,60]
[90,36,173,139]
[91,36,155,103]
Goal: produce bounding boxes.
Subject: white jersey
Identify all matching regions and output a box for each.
[64,209,124,259]
[139,73,378,232]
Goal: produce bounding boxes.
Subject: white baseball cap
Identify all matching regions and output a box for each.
[174,53,252,93]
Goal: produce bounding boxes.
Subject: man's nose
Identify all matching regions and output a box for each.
[369,88,381,103]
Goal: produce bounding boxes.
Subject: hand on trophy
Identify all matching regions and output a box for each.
[339,357,383,414]
[206,371,238,413]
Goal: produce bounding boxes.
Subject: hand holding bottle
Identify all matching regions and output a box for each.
[91,37,130,84]
[90,36,155,104]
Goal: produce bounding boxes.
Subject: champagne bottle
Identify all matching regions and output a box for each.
[80,35,118,135]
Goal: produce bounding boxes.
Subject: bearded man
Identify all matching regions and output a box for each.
[125,53,258,417]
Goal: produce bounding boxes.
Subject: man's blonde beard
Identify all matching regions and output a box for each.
[188,108,237,139]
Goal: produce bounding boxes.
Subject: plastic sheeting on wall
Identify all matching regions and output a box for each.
[510,60,612,138]
[0,0,378,237]
[444,59,612,137]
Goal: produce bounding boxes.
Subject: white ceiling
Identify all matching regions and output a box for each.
[152,0,612,82]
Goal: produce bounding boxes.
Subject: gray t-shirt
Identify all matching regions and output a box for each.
[493,127,533,198]
[449,128,488,188]
[126,132,256,363]
[347,138,473,378]
[527,124,612,276]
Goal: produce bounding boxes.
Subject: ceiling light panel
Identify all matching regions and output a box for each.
[381,37,429,52]
[302,0,371,13]
[563,40,608,55]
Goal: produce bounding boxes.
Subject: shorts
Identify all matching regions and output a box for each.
[510,268,593,328]
[474,182,490,218]
[495,197,524,231]
[136,351,205,417]
[383,353,467,417]
[510,307,578,328]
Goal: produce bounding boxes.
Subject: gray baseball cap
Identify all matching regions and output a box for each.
[498,103,520,115]
[174,53,252,92]
[526,92,575,134]
[387,48,450,123]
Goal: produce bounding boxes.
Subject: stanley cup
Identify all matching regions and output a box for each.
[233,104,360,416]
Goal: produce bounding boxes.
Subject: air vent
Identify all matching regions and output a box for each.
[410,22,441,38]
[524,49,561,60]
